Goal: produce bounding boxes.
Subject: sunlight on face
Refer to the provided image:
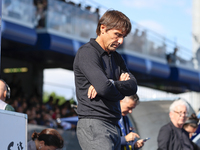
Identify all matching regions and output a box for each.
[171,105,187,128]
[121,100,137,116]
[103,29,126,53]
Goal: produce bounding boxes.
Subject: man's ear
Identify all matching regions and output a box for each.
[169,111,173,119]
[100,24,106,34]
[3,90,7,99]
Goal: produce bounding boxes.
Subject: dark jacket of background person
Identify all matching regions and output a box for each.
[192,141,200,150]
[120,115,139,150]
[73,38,137,125]
[157,121,194,150]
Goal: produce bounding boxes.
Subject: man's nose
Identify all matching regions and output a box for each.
[118,37,123,45]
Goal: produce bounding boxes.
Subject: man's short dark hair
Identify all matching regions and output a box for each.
[130,94,139,101]
[96,9,132,37]
[127,94,139,105]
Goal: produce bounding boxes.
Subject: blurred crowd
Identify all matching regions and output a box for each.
[5,77,77,130]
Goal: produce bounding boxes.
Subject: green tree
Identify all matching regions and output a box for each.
[43,91,76,106]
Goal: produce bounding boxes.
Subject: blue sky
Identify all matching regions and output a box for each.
[92,0,192,50]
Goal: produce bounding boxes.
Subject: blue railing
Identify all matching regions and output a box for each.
[2,0,36,27]
[123,22,194,67]
[44,0,98,40]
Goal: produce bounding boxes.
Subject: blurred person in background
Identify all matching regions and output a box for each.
[0,79,15,111]
[28,128,64,150]
[166,47,178,64]
[183,113,199,138]
[119,94,145,150]
[157,99,195,150]
[183,113,200,150]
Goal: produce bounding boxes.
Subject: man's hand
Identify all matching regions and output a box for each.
[88,85,97,99]
[125,132,140,142]
[119,72,130,81]
[88,72,130,99]
[134,139,144,149]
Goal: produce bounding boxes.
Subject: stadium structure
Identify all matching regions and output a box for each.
[1,1,200,149]
[1,0,200,99]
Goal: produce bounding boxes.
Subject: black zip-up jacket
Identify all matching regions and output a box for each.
[157,121,198,150]
[73,38,137,125]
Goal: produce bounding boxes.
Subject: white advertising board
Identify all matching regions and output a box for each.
[0,109,27,150]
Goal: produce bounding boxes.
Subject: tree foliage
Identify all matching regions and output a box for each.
[43,91,77,106]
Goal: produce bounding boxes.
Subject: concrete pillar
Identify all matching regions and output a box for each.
[192,0,200,69]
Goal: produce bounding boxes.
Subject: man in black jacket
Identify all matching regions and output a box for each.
[157,99,195,150]
[73,10,137,150]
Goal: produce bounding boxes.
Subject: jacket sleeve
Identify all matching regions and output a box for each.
[77,47,124,102]
[113,54,137,96]
[121,136,127,146]
[5,104,15,111]
[120,116,137,148]
[157,124,171,150]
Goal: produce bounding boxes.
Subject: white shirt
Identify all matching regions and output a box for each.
[0,100,7,110]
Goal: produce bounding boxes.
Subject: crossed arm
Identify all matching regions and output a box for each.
[87,69,143,148]
[76,47,137,101]
[88,72,130,99]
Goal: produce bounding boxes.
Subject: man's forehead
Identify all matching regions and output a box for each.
[175,105,187,111]
[128,100,136,106]
[115,29,126,34]
[109,28,126,34]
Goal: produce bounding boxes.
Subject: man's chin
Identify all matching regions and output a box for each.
[109,48,117,52]
[178,122,185,126]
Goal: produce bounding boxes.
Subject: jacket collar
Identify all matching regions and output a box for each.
[89,38,114,56]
